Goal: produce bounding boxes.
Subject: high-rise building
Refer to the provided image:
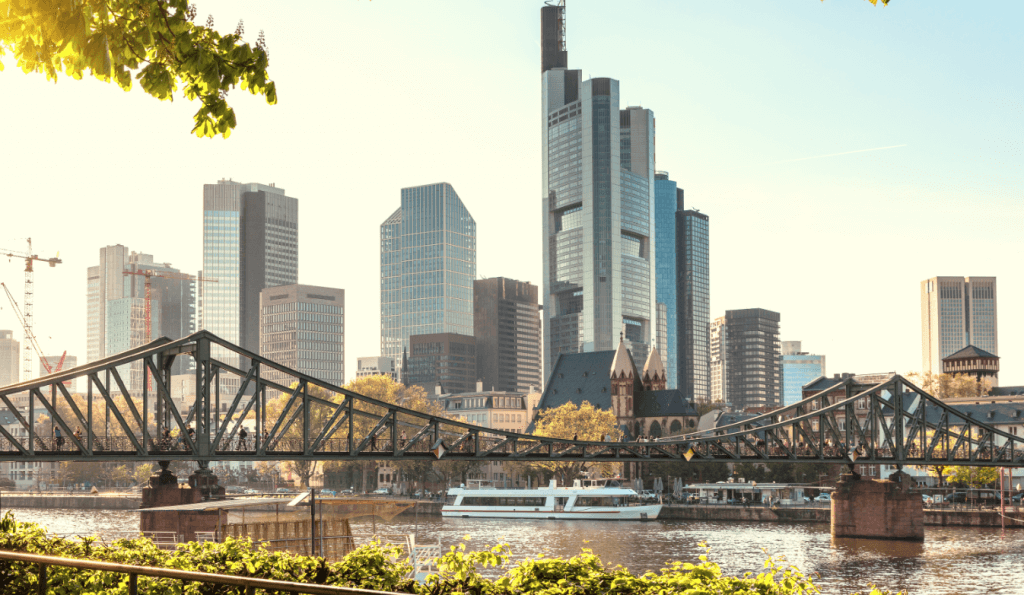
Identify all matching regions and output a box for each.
[676,208,710,403]
[921,276,997,374]
[474,278,543,393]
[781,341,826,406]
[87,247,195,392]
[713,309,781,411]
[380,182,476,379]
[202,180,298,388]
[356,357,396,380]
[541,3,656,377]
[654,173,680,388]
[407,333,476,395]
[259,284,344,388]
[0,330,19,387]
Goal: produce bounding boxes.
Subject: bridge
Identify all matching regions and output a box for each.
[0,330,1021,468]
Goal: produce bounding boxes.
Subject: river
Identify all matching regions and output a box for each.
[6,508,1024,595]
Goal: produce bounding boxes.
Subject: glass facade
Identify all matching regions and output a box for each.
[921,277,998,374]
[678,210,710,402]
[379,183,476,375]
[781,354,826,406]
[654,175,678,388]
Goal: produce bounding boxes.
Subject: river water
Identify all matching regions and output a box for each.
[7,508,1024,595]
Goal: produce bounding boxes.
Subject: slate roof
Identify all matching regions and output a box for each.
[643,346,666,379]
[635,390,698,417]
[990,386,1024,397]
[943,345,999,360]
[923,402,1024,425]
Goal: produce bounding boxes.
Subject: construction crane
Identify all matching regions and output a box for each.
[1,239,62,382]
[1,282,67,381]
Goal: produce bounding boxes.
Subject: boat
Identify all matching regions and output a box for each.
[442,479,662,520]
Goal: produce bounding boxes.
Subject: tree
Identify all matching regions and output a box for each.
[907,372,992,400]
[0,0,276,138]
[516,401,622,486]
[948,466,998,489]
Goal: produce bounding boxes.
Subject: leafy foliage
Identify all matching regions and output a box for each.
[514,401,622,485]
[0,0,276,137]
[906,372,992,400]
[947,465,999,489]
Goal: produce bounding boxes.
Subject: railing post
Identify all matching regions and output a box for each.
[37,563,46,595]
[128,572,138,595]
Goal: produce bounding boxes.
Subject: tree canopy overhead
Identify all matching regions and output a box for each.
[0,0,276,138]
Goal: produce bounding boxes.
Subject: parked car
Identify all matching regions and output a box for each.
[244,488,260,495]
[814,493,831,503]
[320,489,337,497]
[339,488,355,495]
[372,488,390,495]
[945,491,1000,506]
[639,490,659,502]
[225,485,244,494]
[921,494,933,504]
[275,487,294,494]
[414,489,432,498]
[1011,492,1023,504]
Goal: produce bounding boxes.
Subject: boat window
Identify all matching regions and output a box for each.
[574,496,623,507]
[460,497,547,506]
[555,497,569,507]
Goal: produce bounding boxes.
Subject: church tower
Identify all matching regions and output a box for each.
[610,338,640,422]
[643,346,667,391]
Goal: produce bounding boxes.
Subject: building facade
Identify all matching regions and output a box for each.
[406,333,476,395]
[654,174,680,389]
[715,309,781,411]
[202,180,298,387]
[356,357,397,380]
[921,276,997,375]
[781,341,826,407]
[0,331,19,387]
[474,277,543,393]
[541,3,656,377]
[380,182,476,381]
[677,209,710,403]
[259,284,344,388]
[710,317,727,403]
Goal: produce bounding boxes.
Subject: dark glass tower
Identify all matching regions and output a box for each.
[676,208,710,402]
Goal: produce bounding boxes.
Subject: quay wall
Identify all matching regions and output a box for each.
[3,495,141,510]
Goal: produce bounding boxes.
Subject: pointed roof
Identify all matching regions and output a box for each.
[943,345,998,361]
[643,345,666,379]
[610,338,634,378]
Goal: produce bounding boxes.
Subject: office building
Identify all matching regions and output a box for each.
[87,247,195,393]
[541,2,656,376]
[712,309,781,410]
[781,341,826,406]
[710,318,727,403]
[676,208,710,403]
[654,173,680,388]
[259,284,344,388]
[921,276,997,374]
[356,357,397,380]
[474,277,542,393]
[0,331,18,387]
[406,333,476,395]
[38,355,78,393]
[380,182,476,379]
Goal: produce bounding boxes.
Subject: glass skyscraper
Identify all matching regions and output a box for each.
[202,180,298,380]
[541,3,656,377]
[654,173,681,389]
[781,341,826,406]
[920,276,997,374]
[380,182,476,377]
[677,209,710,402]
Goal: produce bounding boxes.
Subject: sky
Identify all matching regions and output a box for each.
[1,0,1022,387]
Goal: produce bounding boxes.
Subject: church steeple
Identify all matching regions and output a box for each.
[610,335,638,420]
[643,345,666,390]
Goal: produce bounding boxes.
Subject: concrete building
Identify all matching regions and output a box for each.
[356,357,396,380]
[781,341,826,407]
[0,330,18,387]
[202,180,298,391]
[259,284,344,388]
[87,247,196,393]
[380,182,476,382]
[407,333,476,395]
[473,277,542,393]
[38,355,78,393]
[921,276,997,375]
[712,309,781,411]
[541,2,656,376]
[676,208,710,403]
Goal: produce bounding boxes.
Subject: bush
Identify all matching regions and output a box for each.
[0,513,901,595]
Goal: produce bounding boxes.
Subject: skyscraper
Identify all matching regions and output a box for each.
[474,277,543,393]
[407,333,477,395]
[541,3,656,377]
[921,276,997,374]
[654,173,680,389]
[0,330,19,387]
[259,284,344,388]
[713,309,781,411]
[202,180,298,380]
[676,208,710,403]
[781,341,826,406]
[380,182,476,378]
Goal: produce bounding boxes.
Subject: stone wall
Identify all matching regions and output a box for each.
[831,472,924,541]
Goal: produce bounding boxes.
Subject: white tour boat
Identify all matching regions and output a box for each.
[442,479,662,520]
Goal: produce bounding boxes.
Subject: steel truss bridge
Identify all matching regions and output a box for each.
[0,331,1021,469]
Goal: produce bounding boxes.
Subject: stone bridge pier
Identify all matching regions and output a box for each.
[831,469,923,541]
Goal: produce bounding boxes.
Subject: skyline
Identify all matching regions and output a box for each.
[1,0,1022,386]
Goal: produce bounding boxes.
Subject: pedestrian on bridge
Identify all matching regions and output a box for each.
[54,427,64,451]
[239,427,249,450]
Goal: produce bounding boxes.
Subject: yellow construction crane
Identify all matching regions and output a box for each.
[1,238,61,382]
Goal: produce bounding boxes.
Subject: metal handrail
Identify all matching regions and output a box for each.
[0,549,403,595]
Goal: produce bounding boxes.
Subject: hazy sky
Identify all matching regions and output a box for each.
[1,0,1021,386]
